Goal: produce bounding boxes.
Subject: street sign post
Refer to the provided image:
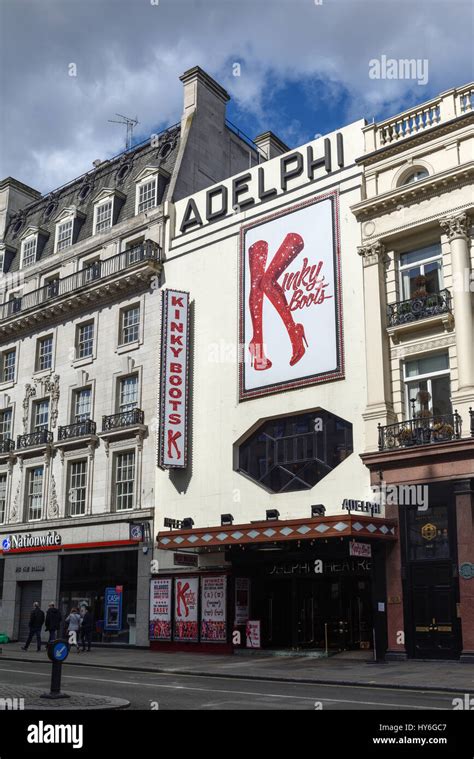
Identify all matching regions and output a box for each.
[41,639,71,700]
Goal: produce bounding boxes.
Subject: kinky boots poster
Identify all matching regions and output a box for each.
[239,191,343,399]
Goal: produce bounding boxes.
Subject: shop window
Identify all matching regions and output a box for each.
[237,410,353,493]
[399,244,443,301]
[403,353,451,419]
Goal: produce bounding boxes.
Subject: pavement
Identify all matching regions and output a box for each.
[0,681,129,710]
[1,643,473,694]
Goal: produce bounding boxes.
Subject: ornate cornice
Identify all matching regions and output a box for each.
[439,212,470,241]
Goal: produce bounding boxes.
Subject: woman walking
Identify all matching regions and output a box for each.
[65,607,82,652]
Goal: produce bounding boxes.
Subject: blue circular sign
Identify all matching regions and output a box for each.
[2,537,11,552]
[52,642,69,662]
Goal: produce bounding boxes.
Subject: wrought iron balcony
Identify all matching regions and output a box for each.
[0,438,15,453]
[58,419,97,441]
[0,240,161,324]
[387,289,452,328]
[17,428,54,449]
[378,411,462,451]
[102,408,144,432]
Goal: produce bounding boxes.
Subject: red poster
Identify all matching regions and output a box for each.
[174,577,198,641]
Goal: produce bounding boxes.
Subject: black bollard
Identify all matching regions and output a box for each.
[41,639,71,700]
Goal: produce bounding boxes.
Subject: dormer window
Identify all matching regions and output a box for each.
[94,199,113,234]
[21,235,38,268]
[56,218,74,252]
[91,189,124,235]
[137,177,157,214]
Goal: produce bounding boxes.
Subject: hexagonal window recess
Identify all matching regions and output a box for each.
[236,409,353,493]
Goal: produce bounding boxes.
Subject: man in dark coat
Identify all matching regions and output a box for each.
[80,606,94,652]
[22,602,45,651]
[44,602,62,642]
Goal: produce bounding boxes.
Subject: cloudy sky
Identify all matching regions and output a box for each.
[0,0,472,194]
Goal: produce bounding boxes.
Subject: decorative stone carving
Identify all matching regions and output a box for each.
[10,481,21,521]
[34,374,60,429]
[439,212,470,240]
[357,241,388,267]
[48,473,59,518]
[22,383,37,433]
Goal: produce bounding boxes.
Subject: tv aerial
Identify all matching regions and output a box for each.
[108,113,139,151]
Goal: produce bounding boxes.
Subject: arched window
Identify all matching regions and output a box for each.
[399,167,429,186]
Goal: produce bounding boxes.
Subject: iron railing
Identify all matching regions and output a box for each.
[378,411,462,451]
[0,438,15,453]
[1,241,161,322]
[58,420,97,440]
[17,429,54,449]
[387,289,452,327]
[102,408,144,432]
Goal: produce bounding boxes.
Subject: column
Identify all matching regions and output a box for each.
[439,213,474,394]
[384,503,407,660]
[358,241,394,450]
[454,479,474,662]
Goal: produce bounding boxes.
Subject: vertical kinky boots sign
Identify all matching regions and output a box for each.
[159,289,190,467]
[240,191,343,399]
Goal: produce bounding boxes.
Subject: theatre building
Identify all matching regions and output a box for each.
[352,82,474,661]
[151,112,401,656]
[151,81,474,660]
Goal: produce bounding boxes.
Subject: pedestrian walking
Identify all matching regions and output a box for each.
[65,607,82,652]
[80,605,94,652]
[44,602,62,643]
[21,602,45,652]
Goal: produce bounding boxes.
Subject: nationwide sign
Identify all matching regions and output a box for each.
[2,531,62,552]
[158,289,190,468]
[239,191,343,399]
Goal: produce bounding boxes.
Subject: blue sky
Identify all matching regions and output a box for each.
[1,0,472,193]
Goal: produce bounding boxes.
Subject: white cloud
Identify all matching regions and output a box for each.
[0,0,471,192]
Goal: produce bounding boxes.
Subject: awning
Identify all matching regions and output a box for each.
[157,514,397,550]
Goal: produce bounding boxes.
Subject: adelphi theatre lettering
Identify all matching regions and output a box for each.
[179,135,344,234]
[268,559,372,575]
[2,531,62,552]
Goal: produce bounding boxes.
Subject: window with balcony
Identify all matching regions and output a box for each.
[32,399,50,431]
[26,466,44,521]
[136,177,157,214]
[56,218,74,252]
[400,244,443,300]
[118,375,138,413]
[67,459,87,517]
[21,235,38,269]
[0,473,6,523]
[0,408,12,441]
[76,321,94,359]
[404,353,451,418]
[94,199,113,234]
[119,305,140,345]
[44,273,60,299]
[1,348,16,383]
[82,257,101,283]
[36,335,53,372]
[73,387,91,422]
[113,451,135,511]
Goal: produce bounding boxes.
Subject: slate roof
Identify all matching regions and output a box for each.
[4,124,181,272]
